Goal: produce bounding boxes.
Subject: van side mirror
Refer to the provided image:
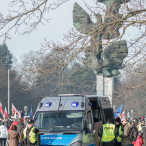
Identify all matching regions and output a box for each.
[87,123,94,133]
[84,122,94,133]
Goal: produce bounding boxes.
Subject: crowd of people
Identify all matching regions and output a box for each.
[99,116,146,146]
[0,116,39,146]
[0,115,145,146]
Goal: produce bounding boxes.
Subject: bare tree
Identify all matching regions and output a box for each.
[0,0,145,95]
[113,61,146,117]
[0,0,69,40]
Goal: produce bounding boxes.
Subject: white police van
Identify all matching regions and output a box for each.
[34,94,105,146]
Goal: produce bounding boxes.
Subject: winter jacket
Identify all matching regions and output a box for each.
[121,122,132,146]
[7,130,19,146]
[132,135,143,146]
[0,125,8,138]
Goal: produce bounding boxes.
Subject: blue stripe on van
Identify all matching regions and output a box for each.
[88,144,95,146]
[40,134,77,145]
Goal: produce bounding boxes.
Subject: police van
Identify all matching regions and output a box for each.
[34,94,105,146]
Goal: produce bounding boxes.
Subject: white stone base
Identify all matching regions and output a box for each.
[96,75,114,106]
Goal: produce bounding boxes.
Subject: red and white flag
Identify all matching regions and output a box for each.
[15,110,20,118]
[12,103,17,115]
[4,107,8,118]
[0,102,3,115]
[120,111,125,118]
[127,112,130,119]
[17,111,21,118]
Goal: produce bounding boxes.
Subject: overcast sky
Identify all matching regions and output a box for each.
[0,0,145,63]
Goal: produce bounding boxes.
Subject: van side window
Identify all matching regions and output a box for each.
[92,109,101,122]
[87,111,92,124]
[89,100,103,123]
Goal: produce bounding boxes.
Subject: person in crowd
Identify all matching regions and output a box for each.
[99,119,115,146]
[94,117,103,146]
[3,117,9,129]
[23,119,40,146]
[0,118,3,125]
[137,118,144,133]
[132,132,143,146]
[133,118,139,128]
[17,118,24,135]
[17,118,25,146]
[121,117,132,146]
[20,111,24,119]
[8,119,18,131]
[23,117,27,126]
[7,125,19,146]
[142,120,146,146]
[129,121,138,142]
[0,122,8,146]
[8,116,13,129]
[115,117,123,146]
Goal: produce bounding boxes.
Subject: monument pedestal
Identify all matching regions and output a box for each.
[96,75,114,107]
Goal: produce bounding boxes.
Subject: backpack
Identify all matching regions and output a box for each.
[129,126,138,142]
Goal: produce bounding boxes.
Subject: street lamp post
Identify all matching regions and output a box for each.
[0,43,12,115]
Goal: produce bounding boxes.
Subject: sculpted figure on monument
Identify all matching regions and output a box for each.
[73,0,130,77]
[97,0,130,39]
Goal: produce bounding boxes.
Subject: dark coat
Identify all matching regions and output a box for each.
[17,122,24,134]
[7,130,19,146]
[115,123,122,137]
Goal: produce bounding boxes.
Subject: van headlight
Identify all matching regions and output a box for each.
[70,141,82,146]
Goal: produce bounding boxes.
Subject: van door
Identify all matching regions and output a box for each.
[89,98,104,146]
[83,110,95,146]
[89,99,104,123]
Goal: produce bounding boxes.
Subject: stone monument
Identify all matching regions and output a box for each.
[73,0,130,106]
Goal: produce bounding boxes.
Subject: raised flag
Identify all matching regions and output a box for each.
[30,105,33,118]
[121,110,125,118]
[12,103,17,115]
[0,102,3,115]
[17,110,21,118]
[4,107,8,118]
[14,111,17,119]
[114,104,123,118]
[127,112,130,119]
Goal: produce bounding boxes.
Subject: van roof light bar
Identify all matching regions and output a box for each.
[58,94,82,97]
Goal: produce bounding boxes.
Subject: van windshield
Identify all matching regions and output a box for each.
[34,111,84,133]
